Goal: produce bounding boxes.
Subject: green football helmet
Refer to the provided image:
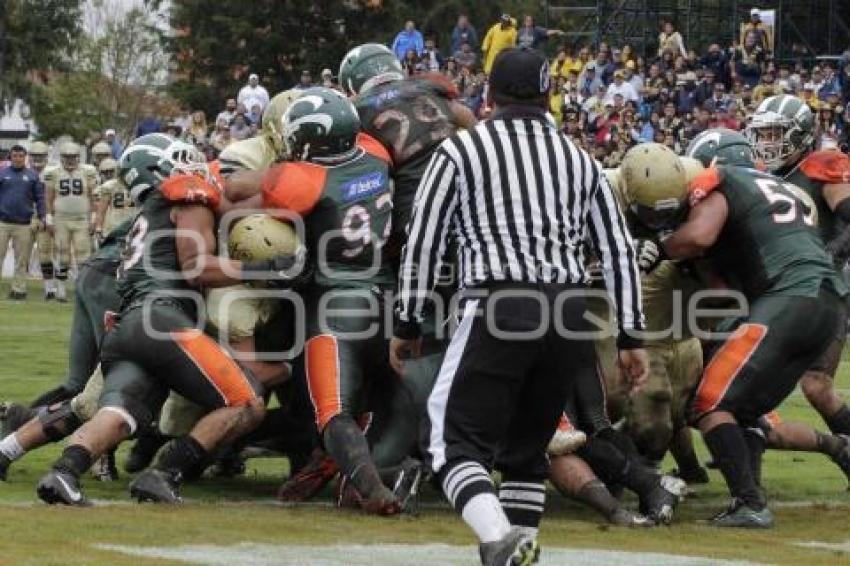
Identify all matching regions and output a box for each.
[282,87,360,162]
[746,94,815,173]
[686,128,755,168]
[261,89,299,159]
[119,134,207,203]
[338,43,404,96]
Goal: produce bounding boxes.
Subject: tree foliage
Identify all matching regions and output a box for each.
[161,0,542,116]
[28,1,170,141]
[0,0,84,106]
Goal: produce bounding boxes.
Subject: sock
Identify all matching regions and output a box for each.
[0,434,25,461]
[155,435,208,477]
[743,428,766,486]
[826,405,850,435]
[323,415,383,499]
[499,478,545,535]
[578,435,658,498]
[441,460,510,543]
[575,479,620,520]
[816,431,847,458]
[53,445,93,477]
[703,423,764,509]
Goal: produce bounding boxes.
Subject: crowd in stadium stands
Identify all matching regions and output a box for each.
[82,9,850,169]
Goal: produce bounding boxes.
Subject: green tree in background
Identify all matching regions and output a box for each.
[28,1,167,141]
[160,0,544,115]
[0,0,84,106]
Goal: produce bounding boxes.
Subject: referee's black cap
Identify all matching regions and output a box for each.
[489,47,551,101]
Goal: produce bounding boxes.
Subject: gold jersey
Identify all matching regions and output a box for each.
[44,164,98,218]
[97,178,136,234]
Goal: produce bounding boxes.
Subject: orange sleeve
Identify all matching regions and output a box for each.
[687,166,723,206]
[260,162,326,216]
[357,132,392,165]
[799,150,850,184]
[160,174,222,211]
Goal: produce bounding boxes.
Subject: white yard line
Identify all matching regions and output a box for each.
[94,542,762,566]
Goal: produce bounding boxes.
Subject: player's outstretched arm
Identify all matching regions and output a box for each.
[662,191,728,259]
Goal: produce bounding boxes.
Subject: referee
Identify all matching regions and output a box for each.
[390,48,648,565]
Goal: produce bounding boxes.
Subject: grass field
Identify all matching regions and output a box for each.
[3,281,850,565]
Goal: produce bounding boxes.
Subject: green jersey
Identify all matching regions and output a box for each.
[261,136,394,290]
[116,192,192,307]
[782,149,850,247]
[703,165,846,300]
[355,76,459,244]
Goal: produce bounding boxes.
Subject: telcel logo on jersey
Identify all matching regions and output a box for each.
[341,171,386,203]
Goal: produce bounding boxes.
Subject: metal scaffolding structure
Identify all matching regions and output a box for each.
[545,0,850,60]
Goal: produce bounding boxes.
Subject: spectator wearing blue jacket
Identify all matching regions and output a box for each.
[450,15,479,55]
[391,21,424,61]
[0,145,45,299]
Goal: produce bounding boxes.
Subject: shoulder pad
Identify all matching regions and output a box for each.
[687,166,723,206]
[357,132,392,165]
[415,73,460,100]
[261,161,325,216]
[160,174,222,211]
[799,150,850,184]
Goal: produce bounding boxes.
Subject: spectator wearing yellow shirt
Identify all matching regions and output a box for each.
[551,47,583,80]
[481,14,517,74]
[752,71,779,104]
[800,83,819,109]
[740,8,771,54]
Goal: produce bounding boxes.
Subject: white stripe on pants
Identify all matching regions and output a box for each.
[427,299,479,473]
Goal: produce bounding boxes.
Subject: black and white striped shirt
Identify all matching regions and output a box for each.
[395,109,644,338]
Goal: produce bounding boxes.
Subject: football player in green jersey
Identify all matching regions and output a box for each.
[339,43,477,257]
[35,134,305,506]
[747,94,850,437]
[228,87,404,515]
[338,44,476,500]
[646,128,848,527]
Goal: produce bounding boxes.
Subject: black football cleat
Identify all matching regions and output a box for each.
[639,476,685,525]
[37,469,89,506]
[608,507,655,528]
[479,527,540,566]
[391,457,427,516]
[709,498,774,528]
[129,469,183,503]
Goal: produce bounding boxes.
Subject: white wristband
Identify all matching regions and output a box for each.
[46,214,54,226]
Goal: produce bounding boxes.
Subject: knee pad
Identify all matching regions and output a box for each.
[37,401,82,442]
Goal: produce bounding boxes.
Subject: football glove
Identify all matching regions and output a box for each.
[635,238,666,274]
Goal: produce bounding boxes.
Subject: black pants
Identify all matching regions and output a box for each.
[424,282,596,481]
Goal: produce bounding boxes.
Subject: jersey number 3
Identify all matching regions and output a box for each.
[118,215,148,279]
